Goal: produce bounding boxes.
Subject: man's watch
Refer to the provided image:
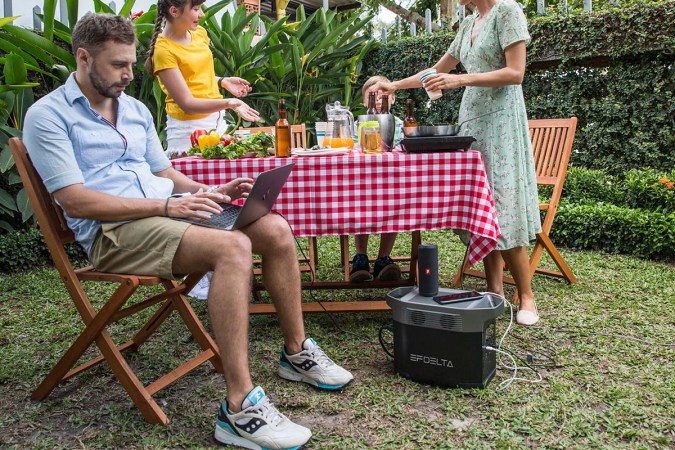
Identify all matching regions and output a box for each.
[206,185,221,193]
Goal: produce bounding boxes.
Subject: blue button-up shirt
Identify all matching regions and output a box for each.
[23,73,173,255]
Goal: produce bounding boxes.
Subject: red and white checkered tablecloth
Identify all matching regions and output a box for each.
[172,150,501,265]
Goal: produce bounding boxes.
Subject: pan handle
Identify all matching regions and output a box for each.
[457,108,506,129]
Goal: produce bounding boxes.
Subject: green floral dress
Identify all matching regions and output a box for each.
[448,0,541,250]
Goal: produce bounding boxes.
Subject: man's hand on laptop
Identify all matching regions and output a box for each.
[213,178,254,201]
[167,192,225,220]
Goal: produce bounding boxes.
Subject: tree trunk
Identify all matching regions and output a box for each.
[378,0,441,32]
[439,0,457,26]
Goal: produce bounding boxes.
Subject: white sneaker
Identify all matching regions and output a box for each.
[214,386,311,450]
[188,272,212,300]
[278,338,354,390]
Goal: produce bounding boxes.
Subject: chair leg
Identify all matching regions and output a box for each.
[534,232,577,283]
[340,236,351,282]
[32,281,137,400]
[131,298,175,350]
[94,331,170,424]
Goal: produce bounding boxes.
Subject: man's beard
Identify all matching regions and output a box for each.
[89,61,128,99]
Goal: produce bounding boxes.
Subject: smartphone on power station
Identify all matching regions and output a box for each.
[433,291,483,305]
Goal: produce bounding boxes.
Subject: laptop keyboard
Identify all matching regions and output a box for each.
[200,203,242,229]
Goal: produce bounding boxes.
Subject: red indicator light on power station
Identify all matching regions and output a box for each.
[424,268,432,276]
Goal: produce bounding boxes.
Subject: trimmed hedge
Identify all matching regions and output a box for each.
[561,167,675,212]
[0,228,87,274]
[362,2,675,175]
[551,202,675,260]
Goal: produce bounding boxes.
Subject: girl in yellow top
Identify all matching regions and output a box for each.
[145,0,260,158]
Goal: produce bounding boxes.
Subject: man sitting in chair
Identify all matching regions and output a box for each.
[23,13,352,450]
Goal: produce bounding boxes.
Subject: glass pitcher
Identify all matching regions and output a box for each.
[325,101,355,149]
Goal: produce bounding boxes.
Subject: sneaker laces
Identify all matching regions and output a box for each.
[242,396,286,427]
[303,345,336,369]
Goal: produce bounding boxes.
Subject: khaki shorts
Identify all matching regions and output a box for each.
[90,217,191,280]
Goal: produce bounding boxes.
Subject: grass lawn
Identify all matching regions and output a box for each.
[0,231,673,449]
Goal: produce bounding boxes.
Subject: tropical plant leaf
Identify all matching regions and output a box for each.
[3,25,75,67]
[3,53,28,85]
[0,146,14,173]
[16,188,34,223]
[0,16,19,27]
[8,172,22,185]
[0,37,40,67]
[0,92,15,125]
[93,0,115,14]
[43,0,58,41]
[66,0,79,30]
[0,219,14,233]
[0,188,17,212]
[118,0,137,19]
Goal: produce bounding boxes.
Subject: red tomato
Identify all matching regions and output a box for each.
[190,129,208,147]
[221,134,233,146]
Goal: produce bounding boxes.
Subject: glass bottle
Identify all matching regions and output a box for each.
[275,99,290,157]
[380,94,390,114]
[404,99,417,127]
[366,92,377,115]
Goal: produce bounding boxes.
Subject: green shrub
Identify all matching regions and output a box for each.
[0,228,87,273]
[551,202,675,260]
[624,168,675,213]
[559,167,675,212]
[562,167,622,204]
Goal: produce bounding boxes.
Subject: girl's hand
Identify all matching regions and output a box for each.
[423,73,466,92]
[222,77,252,97]
[229,99,260,122]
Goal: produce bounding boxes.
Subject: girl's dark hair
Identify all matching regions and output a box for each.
[73,13,136,56]
[144,0,207,75]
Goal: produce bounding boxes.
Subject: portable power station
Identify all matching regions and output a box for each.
[386,286,504,388]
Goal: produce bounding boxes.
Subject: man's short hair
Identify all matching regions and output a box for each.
[72,13,136,56]
[362,75,391,100]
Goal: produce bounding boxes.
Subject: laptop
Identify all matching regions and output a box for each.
[176,163,294,231]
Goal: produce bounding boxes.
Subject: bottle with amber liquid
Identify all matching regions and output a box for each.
[275,99,290,157]
[366,92,377,115]
[404,98,417,127]
[380,94,390,114]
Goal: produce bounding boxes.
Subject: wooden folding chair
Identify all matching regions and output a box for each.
[241,124,307,149]
[453,117,579,295]
[9,138,223,425]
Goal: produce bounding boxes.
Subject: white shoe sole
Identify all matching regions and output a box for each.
[278,364,352,390]
[215,424,262,450]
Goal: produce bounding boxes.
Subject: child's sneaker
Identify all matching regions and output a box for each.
[278,338,354,390]
[214,386,311,450]
[349,253,372,282]
[373,256,401,281]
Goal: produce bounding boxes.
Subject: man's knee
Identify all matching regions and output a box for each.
[212,232,253,269]
[264,214,294,245]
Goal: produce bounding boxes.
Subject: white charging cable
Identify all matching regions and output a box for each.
[481,292,543,390]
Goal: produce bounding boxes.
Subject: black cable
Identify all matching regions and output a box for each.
[274,212,381,346]
[378,322,395,358]
[507,333,561,368]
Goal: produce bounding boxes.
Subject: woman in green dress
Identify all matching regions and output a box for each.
[371,0,541,325]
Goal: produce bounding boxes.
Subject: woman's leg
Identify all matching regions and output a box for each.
[483,250,505,297]
[500,246,537,313]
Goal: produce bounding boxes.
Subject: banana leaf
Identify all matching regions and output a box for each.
[43,0,57,41]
